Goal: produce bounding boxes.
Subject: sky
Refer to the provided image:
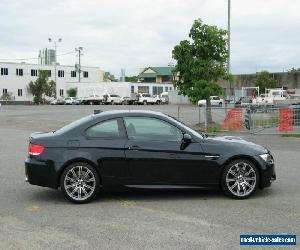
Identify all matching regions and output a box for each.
[0,0,300,77]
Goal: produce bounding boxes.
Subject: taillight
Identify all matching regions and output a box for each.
[29,143,45,156]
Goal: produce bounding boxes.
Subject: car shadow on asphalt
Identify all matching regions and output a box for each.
[27,187,251,204]
[27,186,275,204]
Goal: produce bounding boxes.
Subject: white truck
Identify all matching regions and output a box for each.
[198,96,224,107]
[136,93,161,105]
[159,92,169,104]
[102,94,123,105]
[252,88,289,105]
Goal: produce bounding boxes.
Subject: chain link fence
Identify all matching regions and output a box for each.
[161,104,300,135]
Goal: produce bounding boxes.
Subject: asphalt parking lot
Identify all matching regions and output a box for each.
[0,105,299,250]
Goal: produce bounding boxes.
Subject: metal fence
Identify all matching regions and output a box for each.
[166,104,300,135]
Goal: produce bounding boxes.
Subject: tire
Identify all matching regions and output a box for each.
[156,100,161,105]
[219,102,222,107]
[111,100,114,105]
[60,162,100,204]
[143,100,147,105]
[221,159,259,199]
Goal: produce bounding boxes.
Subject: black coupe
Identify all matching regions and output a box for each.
[25,110,276,203]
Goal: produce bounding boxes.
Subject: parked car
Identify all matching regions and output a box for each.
[122,93,139,105]
[102,94,123,105]
[65,97,79,105]
[235,97,253,107]
[81,95,103,105]
[50,99,58,105]
[25,110,276,203]
[137,93,161,105]
[198,96,224,107]
[159,92,169,104]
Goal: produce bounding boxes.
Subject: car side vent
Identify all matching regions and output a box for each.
[94,110,103,115]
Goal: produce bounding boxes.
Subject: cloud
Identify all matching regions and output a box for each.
[0,0,300,76]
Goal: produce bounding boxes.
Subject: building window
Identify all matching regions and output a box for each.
[138,86,149,93]
[31,69,38,76]
[153,86,164,95]
[16,68,23,76]
[59,89,64,96]
[58,70,64,77]
[3,88,8,94]
[83,71,88,78]
[18,89,23,96]
[165,87,168,92]
[47,70,51,77]
[169,87,172,91]
[71,71,76,78]
[131,86,134,93]
[1,68,8,75]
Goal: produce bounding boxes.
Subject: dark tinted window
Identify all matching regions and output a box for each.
[86,119,120,138]
[124,117,182,141]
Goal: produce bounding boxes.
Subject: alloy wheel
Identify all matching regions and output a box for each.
[63,165,96,202]
[225,161,257,197]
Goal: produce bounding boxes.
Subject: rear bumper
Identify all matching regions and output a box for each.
[25,157,59,188]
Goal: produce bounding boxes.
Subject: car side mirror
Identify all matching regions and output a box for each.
[181,133,192,150]
[183,133,192,142]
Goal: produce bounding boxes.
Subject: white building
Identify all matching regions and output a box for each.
[65,81,174,98]
[0,61,104,102]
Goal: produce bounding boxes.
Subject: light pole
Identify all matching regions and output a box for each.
[48,38,62,85]
[75,47,83,82]
[227,0,232,96]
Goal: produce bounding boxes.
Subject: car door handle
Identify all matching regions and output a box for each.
[169,153,179,159]
[128,145,140,151]
[204,155,220,160]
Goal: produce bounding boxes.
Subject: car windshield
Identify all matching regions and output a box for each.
[167,115,205,139]
[55,115,92,134]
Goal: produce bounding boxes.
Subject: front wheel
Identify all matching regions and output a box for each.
[60,162,100,204]
[221,159,259,199]
[143,100,147,105]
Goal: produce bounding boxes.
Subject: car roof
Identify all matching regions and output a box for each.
[93,109,166,118]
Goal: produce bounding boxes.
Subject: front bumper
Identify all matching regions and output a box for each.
[25,157,59,188]
[258,159,276,189]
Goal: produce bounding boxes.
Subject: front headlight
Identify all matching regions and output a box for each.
[259,153,273,163]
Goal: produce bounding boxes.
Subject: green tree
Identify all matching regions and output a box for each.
[172,19,228,123]
[125,76,138,82]
[0,92,13,101]
[27,70,50,104]
[67,87,77,97]
[255,70,276,93]
[45,80,56,98]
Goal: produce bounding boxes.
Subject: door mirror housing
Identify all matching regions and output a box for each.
[183,133,192,143]
[181,133,192,150]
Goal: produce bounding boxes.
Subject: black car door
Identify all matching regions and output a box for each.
[83,118,129,184]
[123,116,206,185]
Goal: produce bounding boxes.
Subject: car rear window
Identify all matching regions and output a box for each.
[86,119,120,138]
[55,115,92,134]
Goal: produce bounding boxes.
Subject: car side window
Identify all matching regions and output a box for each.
[124,117,182,142]
[86,119,121,138]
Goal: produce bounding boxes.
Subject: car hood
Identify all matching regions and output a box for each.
[203,136,268,155]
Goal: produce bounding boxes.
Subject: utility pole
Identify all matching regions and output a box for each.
[227,0,233,98]
[75,47,83,82]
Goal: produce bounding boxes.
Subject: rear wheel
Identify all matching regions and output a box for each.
[60,162,100,204]
[221,159,259,199]
[143,100,147,105]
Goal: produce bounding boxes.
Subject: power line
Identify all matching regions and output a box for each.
[0,51,76,61]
